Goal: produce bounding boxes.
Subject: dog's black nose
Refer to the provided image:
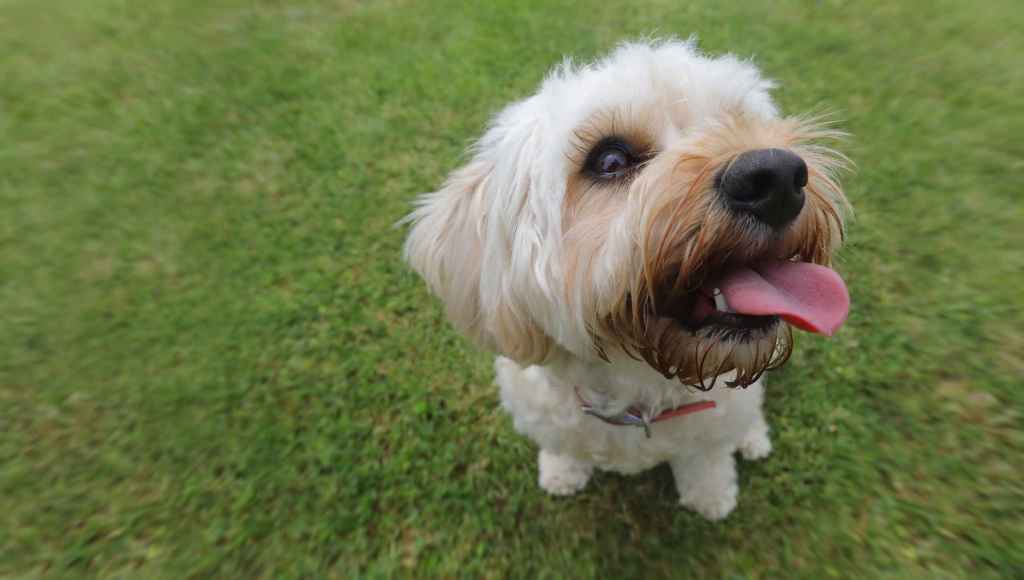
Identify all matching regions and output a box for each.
[717,148,808,229]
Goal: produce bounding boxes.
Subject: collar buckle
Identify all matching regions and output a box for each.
[576,387,654,438]
[575,385,716,439]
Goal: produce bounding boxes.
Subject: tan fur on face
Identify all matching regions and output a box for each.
[562,115,849,388]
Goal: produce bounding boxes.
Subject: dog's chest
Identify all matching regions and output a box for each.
[495,356,763,474]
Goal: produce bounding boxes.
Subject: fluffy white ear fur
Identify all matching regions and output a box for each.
[403,112,554,365]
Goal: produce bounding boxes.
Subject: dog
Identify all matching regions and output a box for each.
[403,39,850,520]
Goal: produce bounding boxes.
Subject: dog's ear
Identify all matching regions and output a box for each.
[404,153,553,365]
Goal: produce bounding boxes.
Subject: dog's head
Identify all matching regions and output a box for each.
[405,40,850,388]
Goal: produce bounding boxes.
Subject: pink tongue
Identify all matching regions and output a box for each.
[717,261,850,336]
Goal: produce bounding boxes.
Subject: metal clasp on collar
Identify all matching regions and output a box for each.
[575,387,654,438]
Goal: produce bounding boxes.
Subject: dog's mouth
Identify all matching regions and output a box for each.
[661,259,850,339]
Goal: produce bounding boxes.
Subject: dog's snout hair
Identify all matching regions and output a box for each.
[566,116,849,387]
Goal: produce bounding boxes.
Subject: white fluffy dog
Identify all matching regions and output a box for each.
[404,39,851,520]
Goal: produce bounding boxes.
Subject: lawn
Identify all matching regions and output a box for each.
[1,0,1022,577]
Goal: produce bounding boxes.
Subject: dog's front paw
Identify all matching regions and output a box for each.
[679,482,738,521]
[738,429,773,461]
[672,451,739,521]
[538,449,592,496]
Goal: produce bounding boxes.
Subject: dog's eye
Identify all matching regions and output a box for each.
[596,147,629,176]
[584,138,641,179]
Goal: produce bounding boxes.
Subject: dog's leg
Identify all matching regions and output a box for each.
[670,448,738,521]
[738,411,773,461]
[736,380,773,461]
[538,449,592,496]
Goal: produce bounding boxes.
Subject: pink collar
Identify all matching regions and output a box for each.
[574,386,716,438]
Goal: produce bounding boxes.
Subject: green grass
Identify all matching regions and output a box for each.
[2,0,1022,577]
